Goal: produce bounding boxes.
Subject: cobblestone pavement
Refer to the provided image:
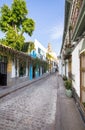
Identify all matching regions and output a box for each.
[0,74,58,130]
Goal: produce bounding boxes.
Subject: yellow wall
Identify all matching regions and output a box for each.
[7,58,12,73]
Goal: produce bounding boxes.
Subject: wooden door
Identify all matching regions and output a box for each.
[80,53,85,108]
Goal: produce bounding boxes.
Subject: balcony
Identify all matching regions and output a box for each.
[63,45,73,60]
[72,0,85,41]
[71,0,83,29]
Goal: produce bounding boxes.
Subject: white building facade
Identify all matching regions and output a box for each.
[60,0,85,116]
[34,39,46,61]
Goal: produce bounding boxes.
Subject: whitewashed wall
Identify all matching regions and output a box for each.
[72,39,84,97]
[11,59,19,78]
[58,53,64,76]
[65,60,68,77]
[26,61,29,76]
[12,61,15,78]
[34,39,47,60]
[62,63,65,76]
[59,58,62,75]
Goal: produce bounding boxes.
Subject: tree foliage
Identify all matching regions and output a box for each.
[0,0,35,51]
[21,41,35,53]
[28,41,35,53]
[46,53,53,60]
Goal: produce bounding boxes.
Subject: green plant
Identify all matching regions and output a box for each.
[63,75,67,81]
[64,79,72,90]
[0,0,35,51]
[82,102,85,107]
[69,25,73,31]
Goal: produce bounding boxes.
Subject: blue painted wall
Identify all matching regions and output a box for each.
[29,50,36,80]
[29,64,33,80]
[29,50,42,80]
[35,64,39,78]
[30,50,36,58]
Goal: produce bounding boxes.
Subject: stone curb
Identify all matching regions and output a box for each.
[0,73,50,99]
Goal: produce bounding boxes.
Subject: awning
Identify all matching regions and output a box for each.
[80,39,85,54]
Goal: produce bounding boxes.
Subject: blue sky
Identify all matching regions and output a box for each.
[0,0,65,55]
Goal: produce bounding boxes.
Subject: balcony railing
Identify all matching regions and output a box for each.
[63,46,73,60]
[71,0,83,33]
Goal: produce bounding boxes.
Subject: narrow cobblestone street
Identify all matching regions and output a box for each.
[0,73,85,130]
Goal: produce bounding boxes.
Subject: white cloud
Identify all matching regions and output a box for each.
[50,23,64,40]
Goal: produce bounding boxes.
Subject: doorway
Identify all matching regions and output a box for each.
[0,56,7,86]
[33,65,36,78]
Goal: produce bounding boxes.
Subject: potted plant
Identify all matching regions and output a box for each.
[63,75,67,81]
[64,79,72,97]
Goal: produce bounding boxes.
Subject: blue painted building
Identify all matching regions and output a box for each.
[29,50,36,80]
[29,39,47,80]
